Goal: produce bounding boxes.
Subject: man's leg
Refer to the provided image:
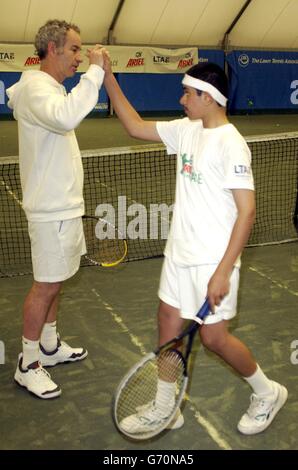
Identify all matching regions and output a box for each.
[14,281,62,399]
[23,281,61,340]
[22,281,61,365]
[39,284,88,367]
[39,290,61,353]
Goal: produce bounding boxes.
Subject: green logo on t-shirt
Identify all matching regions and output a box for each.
[180,153,203,184]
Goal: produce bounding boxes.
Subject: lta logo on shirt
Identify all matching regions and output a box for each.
[234,164,251,175]
[180,153,203,184]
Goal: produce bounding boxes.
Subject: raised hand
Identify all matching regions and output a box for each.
[86,44,109,68]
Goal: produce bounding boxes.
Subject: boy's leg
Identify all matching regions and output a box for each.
[120,300,185,434]
[199,321,287,435]
[199,320,257,377]
[158,300,184,346]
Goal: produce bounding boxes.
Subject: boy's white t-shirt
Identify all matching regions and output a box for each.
[156,118,254,268]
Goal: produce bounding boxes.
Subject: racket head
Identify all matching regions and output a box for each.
[83,216,127,267]
[113,349,188,440]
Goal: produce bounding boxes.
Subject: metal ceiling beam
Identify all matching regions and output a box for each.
[222,0,253,51]
[107,0,126,44]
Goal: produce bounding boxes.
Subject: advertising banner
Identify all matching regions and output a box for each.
[0,44,198,73]
[227,50,298,111]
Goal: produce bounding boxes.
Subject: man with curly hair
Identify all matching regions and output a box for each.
[7,20,107,399]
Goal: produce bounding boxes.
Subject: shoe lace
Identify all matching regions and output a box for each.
[33,364,52,381]
[137,401,170,422]
[247,393,274,420]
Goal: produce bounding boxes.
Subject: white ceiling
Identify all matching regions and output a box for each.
[0,0,298,49]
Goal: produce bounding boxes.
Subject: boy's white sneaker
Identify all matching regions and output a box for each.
[120,400,184,434]
[238,381,288,435]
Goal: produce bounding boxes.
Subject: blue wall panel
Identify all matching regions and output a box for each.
[117,49,225,113]
[0,72,108,115]
[227,51,298,112]
[117,73,184,112]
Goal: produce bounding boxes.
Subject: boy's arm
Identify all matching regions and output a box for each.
[103,56,161,142]
[207,189,256,312]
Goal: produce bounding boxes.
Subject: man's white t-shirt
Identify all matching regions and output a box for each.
[156,118,254,268]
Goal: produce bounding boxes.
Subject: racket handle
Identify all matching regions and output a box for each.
[195,299,210,324]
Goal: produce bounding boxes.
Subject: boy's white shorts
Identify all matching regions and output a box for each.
[158,256,239,325]
[28,217,86,283]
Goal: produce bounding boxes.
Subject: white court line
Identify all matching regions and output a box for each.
[0,179,22,207]
[249,266,298,297]
[91,287,232,450]
[92,288,147,356]
[186,395,232,450]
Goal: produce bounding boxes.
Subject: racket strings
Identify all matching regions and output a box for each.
[115,350,185,437]
[92,238,127,264]
[83,217,127,266]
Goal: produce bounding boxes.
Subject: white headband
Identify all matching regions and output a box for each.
[182,74,227,107]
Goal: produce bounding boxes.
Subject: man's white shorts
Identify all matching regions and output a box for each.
[28,217,86,283]
[158,256,239,325]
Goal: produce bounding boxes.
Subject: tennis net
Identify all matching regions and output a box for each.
[0,133,297,277]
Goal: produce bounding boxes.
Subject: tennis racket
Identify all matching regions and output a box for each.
[113,299,210,440]
[83,215,127,267]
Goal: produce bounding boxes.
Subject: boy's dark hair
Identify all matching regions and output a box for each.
[186,63,228,104]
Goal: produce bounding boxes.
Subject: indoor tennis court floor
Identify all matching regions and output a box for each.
[0,242,297,450]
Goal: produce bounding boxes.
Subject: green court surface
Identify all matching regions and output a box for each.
[2,114,298,158]
[0,242,297,450]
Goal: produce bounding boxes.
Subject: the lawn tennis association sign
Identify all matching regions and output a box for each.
[227,50,298,110]
[238,53,298,66]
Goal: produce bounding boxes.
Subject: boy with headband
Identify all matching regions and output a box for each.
[103,59,287,435]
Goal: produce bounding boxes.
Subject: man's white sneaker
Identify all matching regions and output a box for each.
[39,335,88,367]
[120,401,184,434]
[14,353,61,399]
[238,381,288,435]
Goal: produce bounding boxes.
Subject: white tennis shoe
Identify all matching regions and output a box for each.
[14,353,61,399]
[238,381,288,435]
[39,334,88,367]
[120,401,184,434]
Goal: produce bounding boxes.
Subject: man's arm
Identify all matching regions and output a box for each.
[103,56,161,142]
[207,189,256,312]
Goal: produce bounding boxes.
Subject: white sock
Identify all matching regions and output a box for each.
[22,337,40,369]
[40,321,58,352]
[156,379,176,411]
[243,364,274,396]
